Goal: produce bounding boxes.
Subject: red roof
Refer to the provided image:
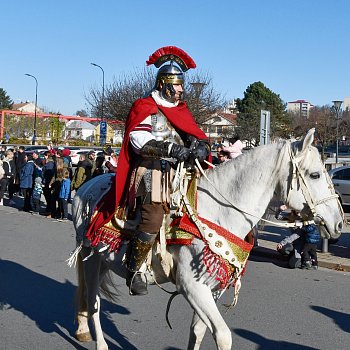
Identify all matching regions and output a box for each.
[221,113,237,123]
[288,100,309,103]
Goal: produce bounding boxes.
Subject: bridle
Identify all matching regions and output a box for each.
[286,143,339,216]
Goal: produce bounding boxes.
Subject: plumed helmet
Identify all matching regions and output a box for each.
[146,46,196,102]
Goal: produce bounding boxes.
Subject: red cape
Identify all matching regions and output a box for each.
[86,96,207,239]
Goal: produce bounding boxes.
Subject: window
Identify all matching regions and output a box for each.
[342,168,350,181]
[332,169,344,180]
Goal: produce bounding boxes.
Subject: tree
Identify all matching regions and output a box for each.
[235,82,291,145]
[185,71,226,124]
[0,88,13,110]
[76,109,89,117]
[290,106,334,143]
[86,68,225,123]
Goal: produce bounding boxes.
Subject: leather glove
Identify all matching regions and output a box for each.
[191,140,210,162]
[169,144,192,162]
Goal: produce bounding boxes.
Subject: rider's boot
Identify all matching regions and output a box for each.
[126,230,157,295]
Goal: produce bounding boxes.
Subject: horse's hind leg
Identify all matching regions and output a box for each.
[76,253,92,342]
[188,311,207,350]
[92,294,108,350]
[82,251,109,350]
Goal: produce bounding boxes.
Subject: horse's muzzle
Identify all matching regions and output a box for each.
[314,215,343,239]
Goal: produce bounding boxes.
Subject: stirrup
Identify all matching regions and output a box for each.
[127,272,148,296]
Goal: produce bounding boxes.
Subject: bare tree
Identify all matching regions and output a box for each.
[185,71,226,124]
[86,68,226,123]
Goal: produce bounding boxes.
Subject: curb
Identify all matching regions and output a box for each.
[250,246,350,272]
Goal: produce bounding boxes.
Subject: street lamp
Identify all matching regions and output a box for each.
[24,73,38,145]
[91,63,105,146]
[332,100,343,164]
[90,63,105,121]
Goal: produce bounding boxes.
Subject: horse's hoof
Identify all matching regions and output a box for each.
[76,331,92,342]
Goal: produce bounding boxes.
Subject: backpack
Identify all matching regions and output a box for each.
[0,159,5,180]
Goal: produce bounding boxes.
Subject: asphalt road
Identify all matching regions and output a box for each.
[1,204,350,350]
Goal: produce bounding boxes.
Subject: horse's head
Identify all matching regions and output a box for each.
[284,128,343,239]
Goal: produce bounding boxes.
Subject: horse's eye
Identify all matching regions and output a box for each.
[310,172,320,179]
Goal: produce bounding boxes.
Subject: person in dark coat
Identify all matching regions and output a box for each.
[0,150,16,206]
[15,146,26,196]
[42,151,55,215]
[20,154,35,212]
[92,156,105,177]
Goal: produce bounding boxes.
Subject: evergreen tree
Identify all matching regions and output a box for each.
[0,88,13,110]
[235,82,291,145]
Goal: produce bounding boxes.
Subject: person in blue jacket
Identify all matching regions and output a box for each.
[20,154,35,212]
[57,169,71,221]
[301,224,320,269]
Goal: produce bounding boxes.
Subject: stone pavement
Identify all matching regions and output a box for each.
[251,214,350,272]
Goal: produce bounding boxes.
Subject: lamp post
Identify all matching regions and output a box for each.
[24,73,38,145]
[332,100,343,165]
[91,63,105,121]
[91,63,105,146]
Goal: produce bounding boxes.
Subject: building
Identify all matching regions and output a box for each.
[201,112,237,144]
[344,97,350,112]
[63,120,95,142]
[12,102,44,114]
[287,100,314,118]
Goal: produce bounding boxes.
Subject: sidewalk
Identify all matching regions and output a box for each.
[251,217,350,272]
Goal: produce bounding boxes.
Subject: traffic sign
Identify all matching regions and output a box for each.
[100,121,107,146]
[100,121,107,134]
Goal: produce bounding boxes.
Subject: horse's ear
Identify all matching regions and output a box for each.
[301,128,315,152]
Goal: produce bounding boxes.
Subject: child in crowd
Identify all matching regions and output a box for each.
[276,207,320,270]
[32,177,43,214]
[57,169,71,222]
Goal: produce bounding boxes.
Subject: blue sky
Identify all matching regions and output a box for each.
[1,0,349,116]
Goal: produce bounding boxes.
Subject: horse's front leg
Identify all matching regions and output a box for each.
[176,245,232,350]
[181,280,231,350]
[188,311,207,350]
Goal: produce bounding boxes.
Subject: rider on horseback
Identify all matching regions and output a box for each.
[121,47,210,295]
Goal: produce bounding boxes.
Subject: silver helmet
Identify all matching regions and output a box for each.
[155,63,184,102]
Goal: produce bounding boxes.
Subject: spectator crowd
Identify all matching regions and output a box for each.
[0,144,118,222]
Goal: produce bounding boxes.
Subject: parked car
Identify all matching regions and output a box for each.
[323,145,350,158]
[70,149,93,166]
[25,146,48,157]
[328,165,350,205]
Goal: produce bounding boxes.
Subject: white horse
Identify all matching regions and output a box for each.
[71,129,343,350]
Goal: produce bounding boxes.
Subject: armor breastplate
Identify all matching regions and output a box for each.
[151,112,183,145]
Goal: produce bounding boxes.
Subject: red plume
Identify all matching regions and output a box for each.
[146,46,196,71]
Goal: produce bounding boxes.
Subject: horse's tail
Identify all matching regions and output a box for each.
[99,269,119,303]
[75,251,119,319]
